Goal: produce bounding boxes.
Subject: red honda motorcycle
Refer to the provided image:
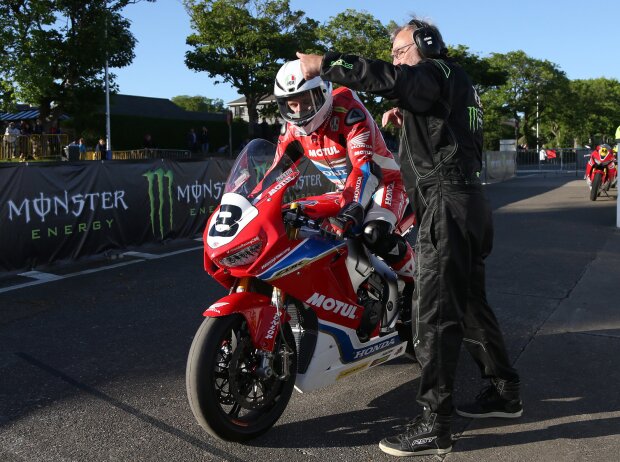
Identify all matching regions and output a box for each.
[585,147,617,201]
[186,139,415,442]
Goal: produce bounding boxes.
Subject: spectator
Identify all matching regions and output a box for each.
[187,128,198,152]
[200,126,210,153]
[33,119,44,135]
[95,138,107,160]
[4,122,20,159]
[260,118,270,140]
[78,138,87,158]
[143,133,153,149]
[17,120,31,160]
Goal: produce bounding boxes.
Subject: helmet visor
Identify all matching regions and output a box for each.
[276,87,326,125]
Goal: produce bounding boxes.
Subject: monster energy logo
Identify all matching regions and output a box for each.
[143,168,174,238]
[254,161,270,181]
[467,106,483,132]
[330,58,353,69]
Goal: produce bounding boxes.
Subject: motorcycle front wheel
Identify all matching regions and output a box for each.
[186,314,297,442]
[590,174,602,201]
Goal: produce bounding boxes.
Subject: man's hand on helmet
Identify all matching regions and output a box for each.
[320,202,364,240]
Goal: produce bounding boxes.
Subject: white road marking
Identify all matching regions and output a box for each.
[18,271,63,282]
[0,246,203,294]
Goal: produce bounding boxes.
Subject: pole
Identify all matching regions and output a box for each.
[227,110,233,158]
[105,59,111,160]
[104,4,112,160]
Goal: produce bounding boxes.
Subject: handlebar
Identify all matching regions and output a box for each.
[282,208,321,233]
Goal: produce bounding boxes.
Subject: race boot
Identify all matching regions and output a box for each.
[379,410,452,456]
[389,241,415,283]
[456,378,523,419]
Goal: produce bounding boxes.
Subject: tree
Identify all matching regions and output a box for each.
[0,1,153,135]
[482,51,569,149]
[317,10,393,123]
[171,95,225,112]
[184,0,319,137]
[567,78,620,146]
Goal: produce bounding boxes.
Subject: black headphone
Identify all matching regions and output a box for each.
[408,19,443,59]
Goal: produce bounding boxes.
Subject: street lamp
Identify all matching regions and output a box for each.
[104,3,112,160]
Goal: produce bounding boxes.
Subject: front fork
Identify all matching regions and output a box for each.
[229,278,293,381]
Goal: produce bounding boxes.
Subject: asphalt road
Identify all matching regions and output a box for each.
[1,175,617,462]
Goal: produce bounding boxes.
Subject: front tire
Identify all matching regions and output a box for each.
[186,314,297,442]
[590,174,602,201]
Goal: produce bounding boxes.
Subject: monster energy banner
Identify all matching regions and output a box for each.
[0,158,328,272]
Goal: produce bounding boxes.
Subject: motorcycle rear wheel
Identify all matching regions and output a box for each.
[186,314,297,442]
[590,174,602,201]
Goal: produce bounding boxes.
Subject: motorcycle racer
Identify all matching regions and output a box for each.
[273,59,415,282]
[585,144,617,187]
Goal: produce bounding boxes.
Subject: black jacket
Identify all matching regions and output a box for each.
[320,52,484,217]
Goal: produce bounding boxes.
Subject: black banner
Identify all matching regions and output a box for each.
[0,158,329,272]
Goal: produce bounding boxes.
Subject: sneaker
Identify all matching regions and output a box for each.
[379,411,452,457]
[456,379,523,419]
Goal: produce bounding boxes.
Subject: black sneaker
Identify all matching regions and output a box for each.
[456,379,523,419]
[379,411,452,457]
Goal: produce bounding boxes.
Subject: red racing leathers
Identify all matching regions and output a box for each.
[276,86,408,227]
[585,147,617,186]
[274,86,414,281]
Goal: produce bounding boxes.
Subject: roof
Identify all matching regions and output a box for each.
[109,94,225,121]
[227,95,277,106]
[0,95,227,123]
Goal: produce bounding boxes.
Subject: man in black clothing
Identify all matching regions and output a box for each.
[298,17,521,457]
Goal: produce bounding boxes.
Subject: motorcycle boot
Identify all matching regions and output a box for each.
[456,378,523,419]
[386,240,415,283]
[379,410,452,456]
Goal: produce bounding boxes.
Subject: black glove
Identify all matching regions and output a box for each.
[320,202,364,240]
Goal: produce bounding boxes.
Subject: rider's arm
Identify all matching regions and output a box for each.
[340,109,380,209]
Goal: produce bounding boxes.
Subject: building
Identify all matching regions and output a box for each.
[227,95,279,124]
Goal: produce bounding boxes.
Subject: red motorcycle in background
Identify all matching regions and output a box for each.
[186,139,416,442]
[585,144,617,201]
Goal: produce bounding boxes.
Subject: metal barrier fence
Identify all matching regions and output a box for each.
[110,148,192,160]
[1,134,69,160]
[514,148,591,175]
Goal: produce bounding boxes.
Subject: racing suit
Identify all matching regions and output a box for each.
[276,86,414,280]
[585,148,617,187]
[319,52,519,416]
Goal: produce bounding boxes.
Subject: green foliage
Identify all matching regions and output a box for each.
[447,45,507,94]
[480,51,570,149]
[171,95,225,112]
[0,0,152,132]
[566,78,620,146]
[184,0,319,135]
[317,9,393,124]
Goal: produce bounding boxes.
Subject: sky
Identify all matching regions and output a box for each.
[114,0,620,105]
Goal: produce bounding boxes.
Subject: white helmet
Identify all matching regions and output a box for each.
[274,59,332,135]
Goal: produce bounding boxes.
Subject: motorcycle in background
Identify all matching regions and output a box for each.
[185,139,416,442]
[585,144,617,201]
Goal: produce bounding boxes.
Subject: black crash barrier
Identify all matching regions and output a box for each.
[0,158,330,272]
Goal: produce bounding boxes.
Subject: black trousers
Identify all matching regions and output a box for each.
[412,183,519,416]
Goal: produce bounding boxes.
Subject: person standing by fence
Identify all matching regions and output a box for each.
[3,122,20,159]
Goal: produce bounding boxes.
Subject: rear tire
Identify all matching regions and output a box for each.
[186,314,297,442]
[590,174,602,201]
